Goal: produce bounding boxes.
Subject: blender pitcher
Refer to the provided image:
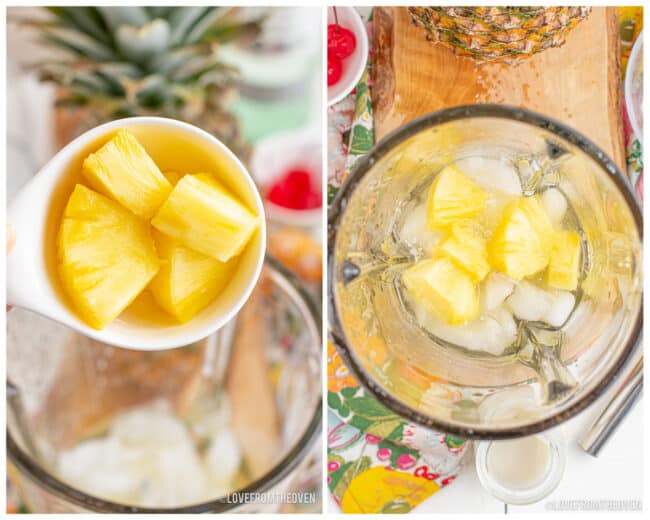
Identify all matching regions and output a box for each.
[7,257,322,513]
[328,105,642,439]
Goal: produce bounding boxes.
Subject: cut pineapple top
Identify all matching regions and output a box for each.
[546,230,581,291]
[149,231,237,323]
[402,257,479,326]
[437,223,490,283]
[426,164,488,230]
[82,129,172,220]
[58,185,160,329]
[488,196,553,280]
[152,173,259,263]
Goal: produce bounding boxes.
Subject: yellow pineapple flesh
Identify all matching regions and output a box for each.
[82,129,172,220]
[149,231,237,322]
[402,257,479,325]
[163,171,183,185]
[488,196,553,280]
[58,185,160,329]
[151,173,259,262]
[438,223,490,283]
[546,230,581,290]
[426,165,487,230]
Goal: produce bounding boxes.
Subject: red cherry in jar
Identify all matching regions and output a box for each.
[327,24,356,59]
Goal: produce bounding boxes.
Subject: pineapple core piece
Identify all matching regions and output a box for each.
[488,196,553,280]
[149,231,237,322]
[438,224,490,283]
[427,165,487,229]
[546,230,581,290]
[152,173,259,262]
[403,257,479,325]
[82,129,172,220]
[58,185,160,329]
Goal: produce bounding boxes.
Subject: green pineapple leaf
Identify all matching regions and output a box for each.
[115,19,171,64]
[96,7,149,31]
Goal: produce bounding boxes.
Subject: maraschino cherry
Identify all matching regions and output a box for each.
[327,56,342,86]
[267,168,321,210]
[327,8,357,88]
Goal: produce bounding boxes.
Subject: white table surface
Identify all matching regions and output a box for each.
[327,352,643,514]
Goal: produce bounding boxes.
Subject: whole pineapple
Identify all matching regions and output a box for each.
[408,6,591,63]
[17,7,262,156]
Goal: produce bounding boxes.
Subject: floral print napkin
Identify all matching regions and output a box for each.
[327,343,467,513]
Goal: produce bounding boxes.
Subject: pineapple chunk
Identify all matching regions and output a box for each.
[402,257,479,326]
[437,224,490,283]
[82,129,172,219]
[149,231,237,322]
[163,171,183,185]
[151,173,259,262]
[58,185,160,329]
[546,230,581,290]
[488,196,553,280]
[426,165,487,229]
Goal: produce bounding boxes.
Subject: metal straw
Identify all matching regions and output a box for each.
[578,353,643,456]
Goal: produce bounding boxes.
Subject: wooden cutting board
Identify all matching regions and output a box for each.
[373,7,625,169]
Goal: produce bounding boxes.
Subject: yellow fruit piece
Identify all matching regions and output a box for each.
[82,129,172,220]
[426,165,487,229]
[520,194,554,240]
[488,196,553,280]
[58,185,160,329]
[152,173,259,262]
[149,231,237,322]
[546,230,581,290]
[437,224,490,283]
[163,171,183,185]
[403,257,479,326]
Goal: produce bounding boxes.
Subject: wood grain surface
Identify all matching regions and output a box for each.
[373,6,625,169]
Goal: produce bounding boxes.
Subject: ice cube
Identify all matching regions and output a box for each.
[58,437,140,502]
[543,290,576,327]
[112,403,188,444]
[506,282,554,322]
[416,303,516,356]
[399,203,442,251]
[490,306,518,342]
[541,188,568,225]
[455,156,522,196]
[146,441,208,507]
[481,272,516,311]
[205,428,242,486]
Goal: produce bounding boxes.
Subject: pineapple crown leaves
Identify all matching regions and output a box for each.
[15,7,263,115]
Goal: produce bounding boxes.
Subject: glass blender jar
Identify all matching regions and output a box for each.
[329,104,642,439]
[8,257,322,513]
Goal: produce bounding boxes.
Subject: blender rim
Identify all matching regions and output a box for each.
[327,103,643,440]
[7,255,323,513]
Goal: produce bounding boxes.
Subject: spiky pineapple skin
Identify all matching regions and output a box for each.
[408,6,591,63]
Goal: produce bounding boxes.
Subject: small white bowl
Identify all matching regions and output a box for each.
[327,6,369,106]
[7,117,266,350]
[625,30,643,143]
[250,128,322,230]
